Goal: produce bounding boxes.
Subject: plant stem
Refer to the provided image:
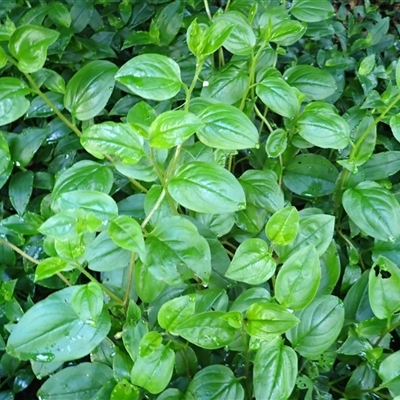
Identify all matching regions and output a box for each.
[373,319,400,347]
[123,252,136,308]
[75,264,124,306]
[203,0,212,19]
[241,328,252,400]
[141,189,166,230]
[23,72,83,138]
[0,237,71,286]
[254,104,273,133]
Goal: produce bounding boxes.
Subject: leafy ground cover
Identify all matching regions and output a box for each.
[0,0,400,398]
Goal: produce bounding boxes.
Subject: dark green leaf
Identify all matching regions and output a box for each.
[291,0,334,22]
[8,170,33,215]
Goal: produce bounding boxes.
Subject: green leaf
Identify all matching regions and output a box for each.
[197,103,259,150]
[26,92,64,118]
[265,128,287,158]
[378,351,400,395]
[149,110,204,148]
[216,11,256,55]
[283,154,339,197]
[8,170,33,215]
[283,65,337,101]
[127,101,157,138]
[52,160,114,203]
[202,19,235,56]
[64,60,118,121]
[34,257,69,282]
[0,133,12,190]
[111,380,139,400]
[318,240,341,295]
[85,231,131,272]
[175,311,236,349]
[187,365,244,400]
[257,77,300,118]
[0,78,30,126]
[270,19,306,46]
[135,260,166,303]
[266,206,299,246]
[390,114,400,144]
[239,170,284,213]
[350,116,377,167]
[48,2,71,27]
[115,54,181,101]
[9,127,47,168]
[6,286,110,362]
[39,210,85,239]
[368,257,400,320]
[8,25,59,73]
[286,295,345,358]
[225,238,276,284]
[275,214,335,262]
[275,245,321,310]
[37,362,113,400]
[296,105,350,149]
[2,212,43,235]
[81,122,144,164]
[108,215,145,257]
[158,294,196,335]
[343,181,400,241]
[253,337,298,400]
[145,216,211,285]
[290,0,334,22]
[244,303,300,339]
[131,344,175,394]
[187,18,205,57]
[71,283,104,326]
[201,66,248,105]
[230,287,271,313]
[168,162,246,214]
[150,0,184,46]
[396,59,400,90]
[55,190,118,222]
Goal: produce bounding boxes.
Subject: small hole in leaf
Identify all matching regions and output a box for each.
[374,266,391,279]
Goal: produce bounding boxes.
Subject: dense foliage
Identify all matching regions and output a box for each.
[1,0,400,398]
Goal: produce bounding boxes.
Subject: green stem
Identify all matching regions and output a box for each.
[241,328,252,400]
[0,237,71,286]
[141,189,166,230]
[254,104,273,133]
[23,72,83,138]
[123,252,136,308]
[203,0,212,19]
[128,178,148,193]
[374,319,400,347]
[75,265,124,305]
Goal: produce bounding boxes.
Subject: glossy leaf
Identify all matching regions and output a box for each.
[216,11,256,55]
[71,283,104,326]
[158,294,196,335]
[108,215,145,257]
[275,214,335,261]
[64,60,118,121]
[286,295,345,358]
[0,78,30,126]
[283,154,339,197]
[283,65,337,101]
[37,362,113,400]
[8,170,34,215]
[34,257,69,282]
[266,206,299,246]
[244,303,300,339]
[168,162,246,214]
[239,170,284,213]
[296,105,350,149]
[343,181,400,241]
[175,311,236,349]
[257,77,300,118]
[115,54,181,101]
[265,128,287,158]
[6,286,110,362]
[275,245,321,310]
[149,110,204,148]
[145,215,211,285]
[368,256,400,320]
[8,25,59,73]
[81,122,144,164]
[225,238,276,284]
[52,161,113,203]
[197,103,259,150]
[201,19,235,56]
[187,365,244,400]
[253,337,297,400]
[291,0,334,23]
[378,351,400,395]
